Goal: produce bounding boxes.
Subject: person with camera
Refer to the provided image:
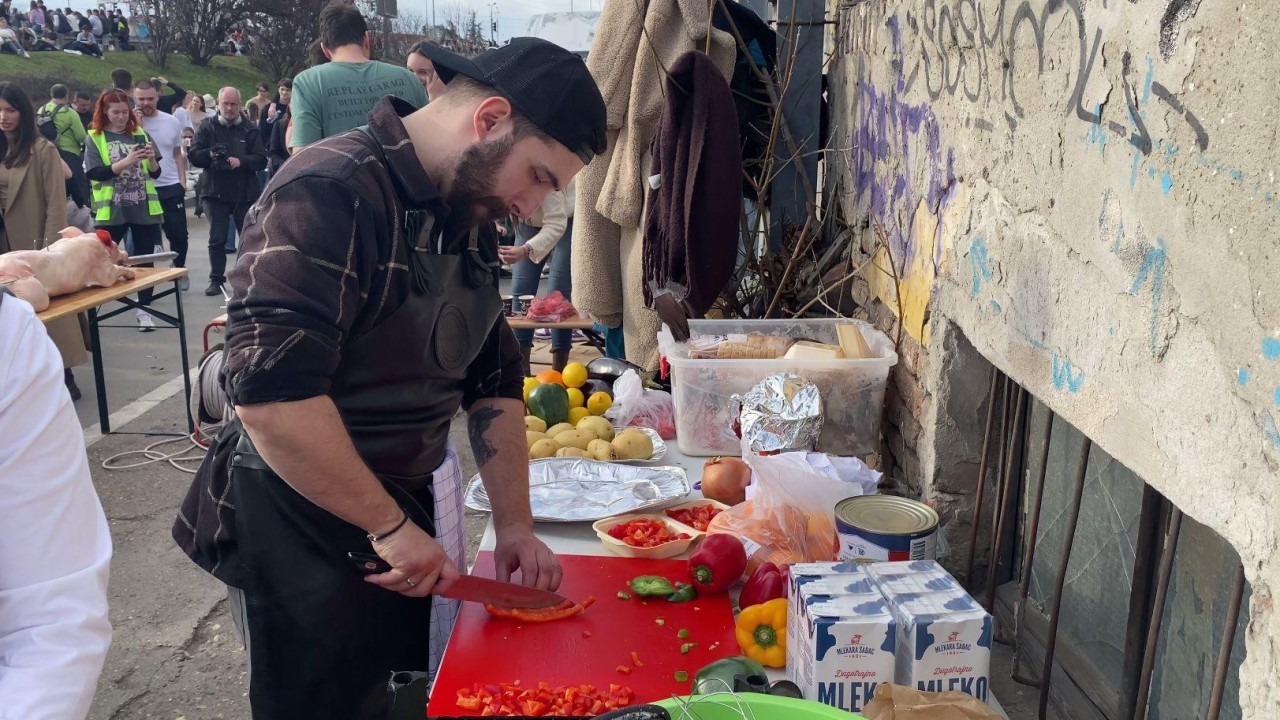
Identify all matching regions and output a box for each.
[188,86,266,296]
[83,89,164,331]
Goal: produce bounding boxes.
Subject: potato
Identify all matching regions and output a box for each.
[525,415,548,433]
[546,422,575,438]
[612,429,654,460]
[553,429,594,451]
[526,431,548,450]
[576,415,614,442]
[555,447,592,458]
[529,439,561,459]
[587,439,615,461]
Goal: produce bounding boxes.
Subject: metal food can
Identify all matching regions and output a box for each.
[835,495,939,563]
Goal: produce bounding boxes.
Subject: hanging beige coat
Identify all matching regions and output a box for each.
[1,137,88,368]
[573,0,736,370]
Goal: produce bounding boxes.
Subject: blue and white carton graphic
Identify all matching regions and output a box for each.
[890,590,993,703]
[868,560,960,596]
[787,562,869,651]
[789,594,897,714]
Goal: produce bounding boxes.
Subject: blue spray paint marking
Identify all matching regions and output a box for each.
[1161,171,1173,195]
[1109,327,1116,337]
[1230,169,1244,182]
[989,300,1003,314]
[1275,387,1280,406]
[1052,355,1086,393]
[1082,105,1109,155]
[1130,152,1142,189]
[1129,238,1168,357]
[970,237,993,297]
[1142,57,1154,104]
[1114,222,1125,253]
[1238,368,1250,385]
[1147,166,1157,178]
[1263,338,1280,360]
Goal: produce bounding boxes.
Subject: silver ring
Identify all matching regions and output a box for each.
[406,577,416,587]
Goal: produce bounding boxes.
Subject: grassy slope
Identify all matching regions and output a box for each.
[0,52,268,105]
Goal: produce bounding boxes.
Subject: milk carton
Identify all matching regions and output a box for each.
[790,594,897,714]
[890,590,992,702]
[787,562,869,653]
[867,560,951,587]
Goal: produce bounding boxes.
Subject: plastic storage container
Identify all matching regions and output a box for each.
[658,319,897,457]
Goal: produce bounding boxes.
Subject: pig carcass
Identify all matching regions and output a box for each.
[0,228,135,311]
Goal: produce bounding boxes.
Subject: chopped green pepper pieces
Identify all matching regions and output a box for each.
[678,628,690,639]
[667,584,697,603]
[675,671,689,683]
[617,591,631,600]
[681,643,697,654]
[629,575,678,597]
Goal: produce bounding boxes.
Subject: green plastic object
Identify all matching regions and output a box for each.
[657,693,865,719]
[527,383,569,426]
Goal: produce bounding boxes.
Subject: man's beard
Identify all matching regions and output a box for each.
[442,135,514,240]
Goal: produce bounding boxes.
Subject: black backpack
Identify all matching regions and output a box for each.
[36,103,66,143]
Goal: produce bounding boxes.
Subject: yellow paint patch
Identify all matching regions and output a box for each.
[865,200,943,344]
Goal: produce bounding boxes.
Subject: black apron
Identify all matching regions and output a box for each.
[227,216,502,719]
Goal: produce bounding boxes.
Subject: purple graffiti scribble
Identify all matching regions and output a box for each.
[852,65,956,263]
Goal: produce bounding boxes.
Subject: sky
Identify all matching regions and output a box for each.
[59,0,600,45]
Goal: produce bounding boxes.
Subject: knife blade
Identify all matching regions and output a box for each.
[442,575,570,609]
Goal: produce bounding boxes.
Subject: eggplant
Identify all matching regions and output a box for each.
[587,357,643,383]
[582,378,614,399]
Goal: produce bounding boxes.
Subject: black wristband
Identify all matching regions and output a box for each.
[367,511,408,543]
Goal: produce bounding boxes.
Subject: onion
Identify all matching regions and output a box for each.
[701,456,752,506]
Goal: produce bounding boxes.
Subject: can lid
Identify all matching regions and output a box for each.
[837,495,939,535]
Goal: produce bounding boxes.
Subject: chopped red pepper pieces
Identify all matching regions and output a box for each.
[455,682,635,717]
[484,597,596,623]
[616,665,632,674]
[607,518,691,548]
[630,651,644,667]
[582,630,592,638]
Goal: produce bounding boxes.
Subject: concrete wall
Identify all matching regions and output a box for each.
[826,0,1279,714]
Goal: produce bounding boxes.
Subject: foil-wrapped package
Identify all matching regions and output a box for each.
[736,373,824,452]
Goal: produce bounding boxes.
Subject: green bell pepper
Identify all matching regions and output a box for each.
[629,575,677,597]
[668,583,697,603]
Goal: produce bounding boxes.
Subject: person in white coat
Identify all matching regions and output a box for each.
[0,288,113,720]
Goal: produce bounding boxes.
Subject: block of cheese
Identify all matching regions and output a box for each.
[836,324,875,359]
[783,340,845,360]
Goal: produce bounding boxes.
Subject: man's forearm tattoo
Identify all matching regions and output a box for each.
[468,406,503,468]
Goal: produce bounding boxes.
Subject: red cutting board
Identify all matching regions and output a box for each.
[427,552,740,717]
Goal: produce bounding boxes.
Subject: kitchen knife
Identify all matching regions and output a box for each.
[442,575,570,609]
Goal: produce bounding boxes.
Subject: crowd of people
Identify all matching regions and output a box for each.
[0,2,603,716]
[0,1,134,57]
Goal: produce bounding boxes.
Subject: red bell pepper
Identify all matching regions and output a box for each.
[738,562,788,609]
[688,533,748,594]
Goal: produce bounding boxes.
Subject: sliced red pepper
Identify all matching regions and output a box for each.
[616,665,632,674]
[484,596,595,623]
[630,651,644,667]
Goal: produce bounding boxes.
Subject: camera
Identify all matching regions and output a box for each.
[209,143,230,169]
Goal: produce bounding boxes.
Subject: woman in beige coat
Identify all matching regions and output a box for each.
[0,81,88,398]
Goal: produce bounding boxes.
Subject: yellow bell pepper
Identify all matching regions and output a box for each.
[735,597,787,668]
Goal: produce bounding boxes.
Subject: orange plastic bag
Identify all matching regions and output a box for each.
[707,450,866,573]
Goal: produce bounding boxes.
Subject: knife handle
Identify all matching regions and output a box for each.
[348,551,392,575]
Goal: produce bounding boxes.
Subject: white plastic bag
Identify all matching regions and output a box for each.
[605,370,677,439]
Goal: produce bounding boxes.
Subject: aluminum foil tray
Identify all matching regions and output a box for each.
[464,460,691,522]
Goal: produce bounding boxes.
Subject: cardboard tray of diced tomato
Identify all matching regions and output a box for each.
[592,501,729,559]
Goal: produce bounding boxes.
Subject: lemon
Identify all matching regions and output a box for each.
[587,392,613,416]
[568,407,591,426]
[566,387,585,409]
[523,377,541,404]
[562,362,589,389]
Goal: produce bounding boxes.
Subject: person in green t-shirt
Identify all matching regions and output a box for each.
[40,84,87,156]
[288,3,427,153]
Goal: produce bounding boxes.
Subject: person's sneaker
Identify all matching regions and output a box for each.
[178,275,190,291]
[534,328,552,340]
[205,282,223,297]
[137,310,156,332]
[64,369,81,401]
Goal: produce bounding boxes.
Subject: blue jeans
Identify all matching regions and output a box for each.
[511,218,573,350]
